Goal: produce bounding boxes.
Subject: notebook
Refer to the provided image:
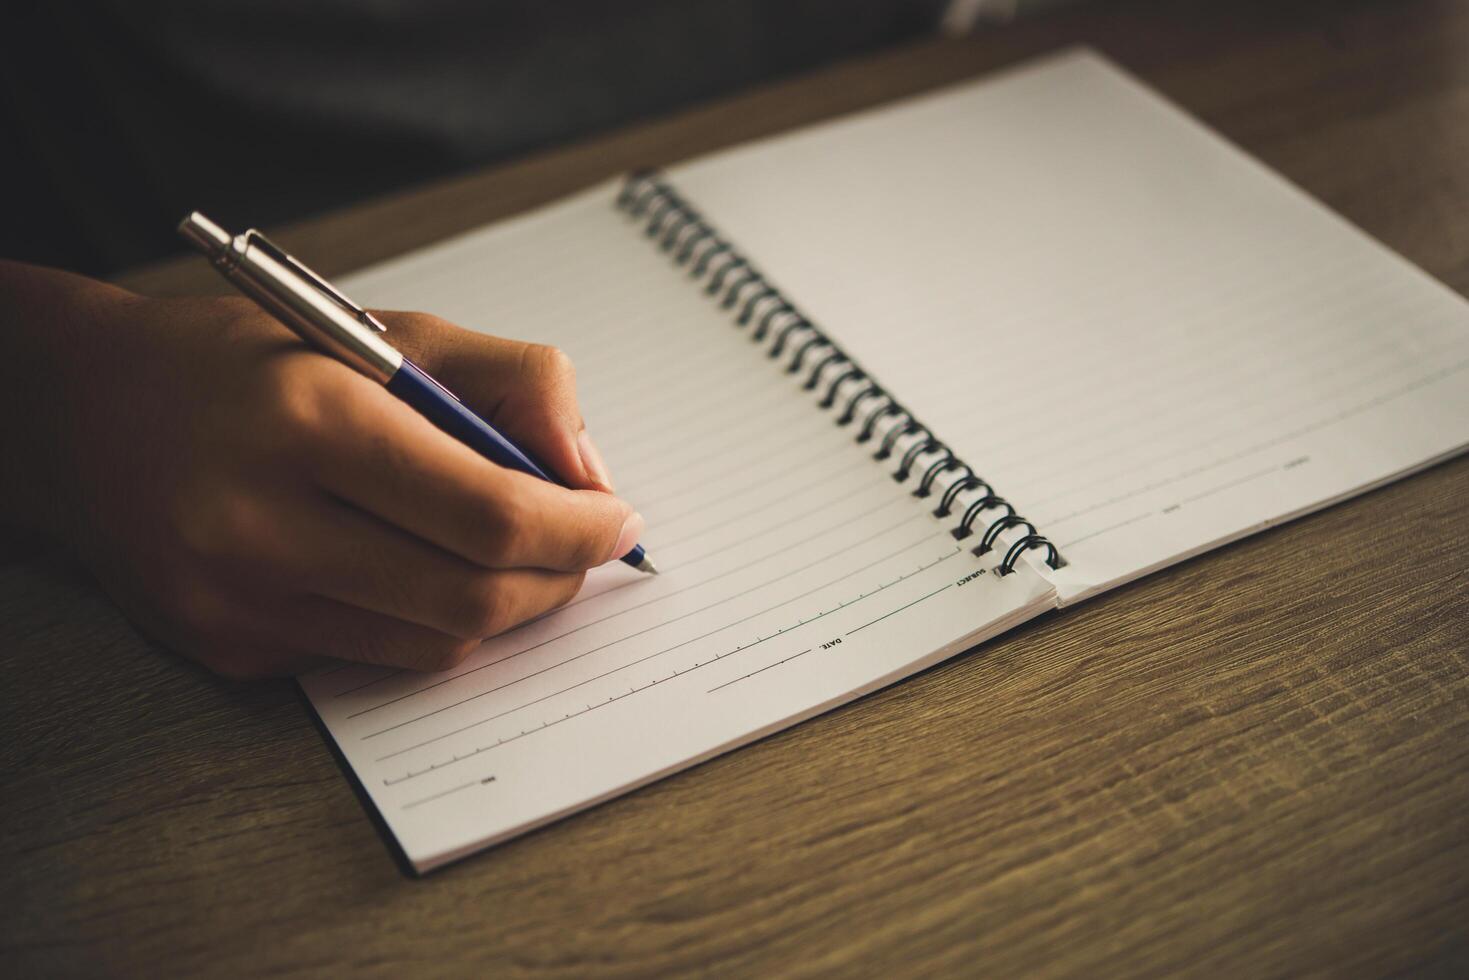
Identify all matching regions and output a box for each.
[298,49,1469,873]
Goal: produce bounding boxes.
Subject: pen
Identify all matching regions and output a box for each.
[177,212,657,575]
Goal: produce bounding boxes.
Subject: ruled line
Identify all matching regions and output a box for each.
[637,437,850,510]
[1057,511,1154,550]
[650,446,858,523]
[707,647,817,693]
[1179,463,1281,503]
[846,583,955,636]
[376,545,961,772]
[631,412,831,488]
[332,667,404,699]
[333,472,890,703]
[1031,356,1469,523]
[657,477,880,551]
[368,533,951,752]
[610,394,800,468]
[345,505,920,721]
[553,456,873,612]
[390,651,754,799]
[953,296,1417,480]
[670,484,899,569]
[400,776,494,811]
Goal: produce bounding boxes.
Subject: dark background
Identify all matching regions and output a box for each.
[0,0,953,277]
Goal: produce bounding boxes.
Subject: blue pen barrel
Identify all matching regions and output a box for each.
[387,358,553,481]
[385,359,647,570]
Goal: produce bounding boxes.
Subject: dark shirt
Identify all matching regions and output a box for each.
[1,0,944,275]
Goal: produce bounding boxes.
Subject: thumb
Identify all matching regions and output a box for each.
[383,312,616,492]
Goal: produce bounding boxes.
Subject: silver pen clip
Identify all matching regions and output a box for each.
[238,230,388,334]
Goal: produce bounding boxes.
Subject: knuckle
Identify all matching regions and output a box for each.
[423,637,479,672]
[182,487,274,564]
[172,489,264,562]
[375,562,425,618]
[444,576,505,639]
[476,600,513,639]
[361,428,418,489]
[557,572,587,608]
[524,343,576,388]
[480,494,529,564]
[326,626,407,672]
[389,632,477,673]
[261,357,329,440]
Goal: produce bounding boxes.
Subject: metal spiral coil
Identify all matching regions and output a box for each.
[616,170,1064,574]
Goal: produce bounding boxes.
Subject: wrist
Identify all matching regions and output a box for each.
[0,260,143,543]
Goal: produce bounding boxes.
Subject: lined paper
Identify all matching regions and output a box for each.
[300,187,1056,871]
[667,49,1469,602]
[302,50,1469,869]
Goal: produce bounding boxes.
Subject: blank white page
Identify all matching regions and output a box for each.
[298,185,1056,872]
[666,49,1469,602]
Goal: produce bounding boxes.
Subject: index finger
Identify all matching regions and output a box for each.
[305,366,640,572]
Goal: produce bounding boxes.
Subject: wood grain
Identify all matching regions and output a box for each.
[4,0,1467,975]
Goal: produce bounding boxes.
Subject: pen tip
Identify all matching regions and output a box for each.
[636,555,660,575]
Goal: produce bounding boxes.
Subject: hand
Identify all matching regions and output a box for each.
[0,262,639,678]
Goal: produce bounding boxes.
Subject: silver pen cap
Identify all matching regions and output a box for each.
[178,212,403,383]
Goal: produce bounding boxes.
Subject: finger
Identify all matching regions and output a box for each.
[305,370,638,572]
[165,583,475,676]
[270,595,481,673]
[380,311,616,492]
[119,556,463,679]
[259,495,588,639]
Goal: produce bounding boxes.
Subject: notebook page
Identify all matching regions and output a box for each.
[298,184,1056,872]
[665,49,1469,603]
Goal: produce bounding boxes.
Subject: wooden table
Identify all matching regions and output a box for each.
[5,1,1467,974]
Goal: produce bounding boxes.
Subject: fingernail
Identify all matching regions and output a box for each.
[578,429,615,491]
[612,511,645,562]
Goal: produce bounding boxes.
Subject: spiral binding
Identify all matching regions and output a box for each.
[616,170,1064,577]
